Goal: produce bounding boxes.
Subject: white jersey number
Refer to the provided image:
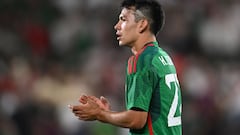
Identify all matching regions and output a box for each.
[165,74,182,127]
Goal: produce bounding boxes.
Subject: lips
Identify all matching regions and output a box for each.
[117,36,121,40]
[116,32,121,40]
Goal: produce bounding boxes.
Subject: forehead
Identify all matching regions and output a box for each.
[119,8,135,18]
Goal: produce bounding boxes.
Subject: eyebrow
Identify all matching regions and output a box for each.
[119,14,126,19]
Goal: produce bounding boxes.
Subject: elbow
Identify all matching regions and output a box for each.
[133,123,146,130]
[126,110,148,129]
[129,119,147,129]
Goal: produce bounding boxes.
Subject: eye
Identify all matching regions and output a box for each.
[120,16,126,21]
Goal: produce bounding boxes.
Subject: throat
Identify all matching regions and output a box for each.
[131,47,138,55]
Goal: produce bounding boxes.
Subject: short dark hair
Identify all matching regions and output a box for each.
[121,0,165,35]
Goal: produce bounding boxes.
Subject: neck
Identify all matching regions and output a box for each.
[131,34,156,55]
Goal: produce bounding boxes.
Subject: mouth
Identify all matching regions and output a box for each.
[116,33,122,41]
[117,36,121,41]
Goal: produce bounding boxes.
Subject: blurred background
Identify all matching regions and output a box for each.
[0,0,240,135]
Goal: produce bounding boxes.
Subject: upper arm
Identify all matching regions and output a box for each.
[126,68,157,112]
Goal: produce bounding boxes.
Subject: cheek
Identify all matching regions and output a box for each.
[121,23,135,36]
[121,22,127,30]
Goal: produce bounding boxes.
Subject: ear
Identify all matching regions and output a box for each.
[138,19,149,33]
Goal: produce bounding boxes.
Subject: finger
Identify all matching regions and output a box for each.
[77,113,90,120]
[71,105,85,112]
[68,104,73,110]
[74,112,81,117]
[100,96,108,104]
[78,115,96,121]
[79,95,88,104]
[78,116,89,121]
[88,96,99,102]
[100,96,111,110]
[78,113,88,118]
[73,109,88,117]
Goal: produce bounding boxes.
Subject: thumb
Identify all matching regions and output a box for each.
[100,96,108,105]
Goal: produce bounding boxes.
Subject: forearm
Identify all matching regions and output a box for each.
[97,109,148,129]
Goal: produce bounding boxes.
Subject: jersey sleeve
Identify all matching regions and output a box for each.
[126,66,158,112]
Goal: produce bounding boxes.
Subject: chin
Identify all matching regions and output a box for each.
[118,41,124,46]
[118,41,128,47]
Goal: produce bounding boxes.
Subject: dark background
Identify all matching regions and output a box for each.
[0,0,240,135]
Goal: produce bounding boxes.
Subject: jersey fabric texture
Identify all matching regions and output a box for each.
[125,42,182,135]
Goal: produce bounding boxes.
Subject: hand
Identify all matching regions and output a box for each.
[69,97,101,121]
[78,95,111,111]
[79,95,88,104]
[88,96,111,111]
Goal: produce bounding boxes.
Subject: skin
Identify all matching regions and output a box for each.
[69,7,157,129]
[69,95,148,129]
[114,7,157,54]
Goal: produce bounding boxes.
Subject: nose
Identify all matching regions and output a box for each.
[114,21,120,30]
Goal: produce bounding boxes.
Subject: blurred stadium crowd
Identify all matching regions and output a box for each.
[0,0,240,135]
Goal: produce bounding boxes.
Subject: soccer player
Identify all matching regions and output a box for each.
[69,0,182,134]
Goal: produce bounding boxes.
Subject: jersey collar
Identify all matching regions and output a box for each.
[134,41,158,55]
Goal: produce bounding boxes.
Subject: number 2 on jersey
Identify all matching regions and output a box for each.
[165,74,182,127]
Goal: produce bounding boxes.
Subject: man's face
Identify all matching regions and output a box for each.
[114,8,139,47]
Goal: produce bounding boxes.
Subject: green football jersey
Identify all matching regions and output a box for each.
[125,42,182,135]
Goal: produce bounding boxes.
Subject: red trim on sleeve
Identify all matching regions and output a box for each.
[147,114,154,135]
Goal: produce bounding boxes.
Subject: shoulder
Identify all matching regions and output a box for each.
[138,45,161,65]
[140,46,176,71]
[134,46,158,74]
